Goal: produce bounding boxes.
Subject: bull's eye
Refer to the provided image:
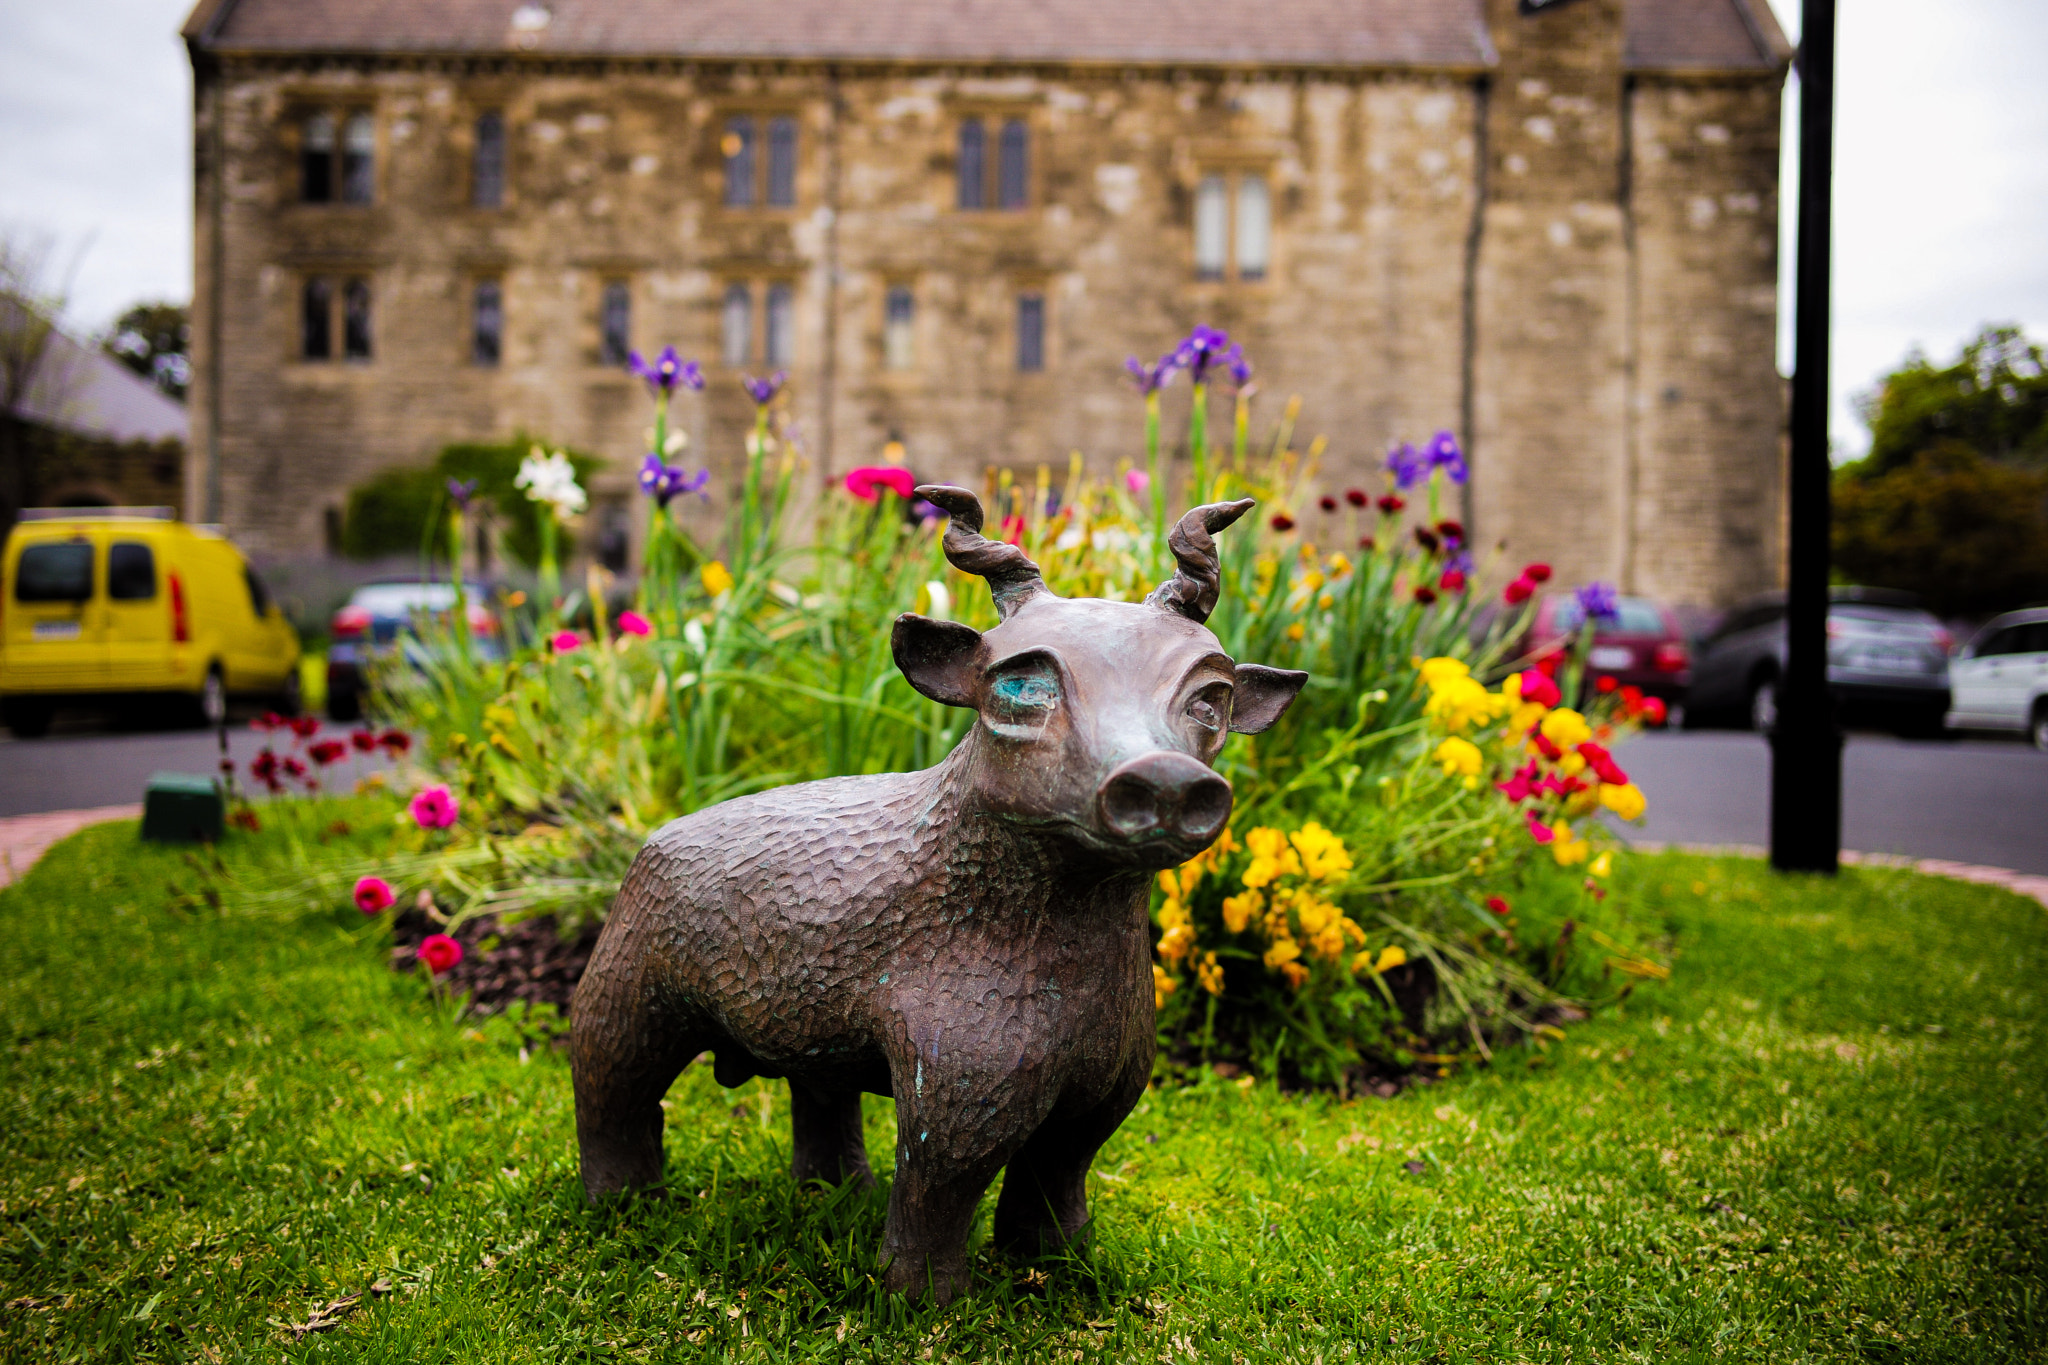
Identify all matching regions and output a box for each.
[990,672,1058,714]
[1187,688,1228,733]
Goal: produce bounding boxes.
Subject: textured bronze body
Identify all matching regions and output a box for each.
[571,489,1305,1301]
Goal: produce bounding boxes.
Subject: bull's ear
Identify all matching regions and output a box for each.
[1229,664,1308,734]
[891,614,984,708]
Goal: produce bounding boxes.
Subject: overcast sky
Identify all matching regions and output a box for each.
[2,0,2043,455]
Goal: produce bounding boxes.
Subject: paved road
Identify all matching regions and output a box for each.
[1616,730,2048,875]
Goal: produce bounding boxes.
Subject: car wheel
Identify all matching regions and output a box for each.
[327,685,362,724]
[1748,675,1778,734]
[194,665,227,730]
[2033,704,2048,753]
[277,667,304,718]
[5,699,54,739]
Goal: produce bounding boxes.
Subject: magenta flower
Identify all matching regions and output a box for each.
[844,466,916,502]
[616,610,652,637]
[409,785,458,831]
[1124,468,1151,496]
[1496,759,1541,804]
[741,371,788,406]
[353,875,395,916]
[1525,809,1556,845]
[417,933,463,976]
[551,630,582,653]
[628,346,704,398]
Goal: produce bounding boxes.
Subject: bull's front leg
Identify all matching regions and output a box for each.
[992,1052,1149,1257]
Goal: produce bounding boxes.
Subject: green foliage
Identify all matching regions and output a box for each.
[340,438,602,568]
[104,300,190,401]
[1861,325,2048,477]
[1833,442,2048,616]
[4,822,2044,1360]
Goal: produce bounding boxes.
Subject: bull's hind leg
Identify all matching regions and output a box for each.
[570,910,701,1201]
[790,1083,874,1188]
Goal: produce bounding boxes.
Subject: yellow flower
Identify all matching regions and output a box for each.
[1508,700,1549,739]
[1221,890,1262,934]
[1434,735,1484,778]
[1263,937,1302,970]
[1289,822,1353,882]
[1197,952,1225,996]
[1326,552,1353,577]
[1373,945,1408,974]
[1156,870,1180,898]
[1418,657,1471,688]
[1242,827,1301,889]
[1589,850,1613,879]
[1557,750,1587,777]
[1156,897,1188,932]
[1301,569,1325,592]
[1157,923,1197,966]
[1278,961,1310,990]
[1539,707,1592,749]
[1211,826,1241,858]
[1286,621,1306,642]
[1294,894,1335,937]
[1551,820,1590,866]
[1318,593,1335,611]
[700,560,735,596]
[1599,781,1647,821]
[1179,860,1205,897]
[1152,963,1177,1010]
[1425,675,1506,733]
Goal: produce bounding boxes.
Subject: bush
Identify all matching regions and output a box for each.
[341,437,602,569]
[1833,442,2048,616]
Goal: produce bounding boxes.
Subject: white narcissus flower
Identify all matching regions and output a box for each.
[515,448,588,516]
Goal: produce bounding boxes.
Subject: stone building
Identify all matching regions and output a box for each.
[182,0,1789,606]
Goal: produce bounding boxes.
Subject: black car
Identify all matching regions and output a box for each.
[325,578,501,721]
[1687,587,1951,736]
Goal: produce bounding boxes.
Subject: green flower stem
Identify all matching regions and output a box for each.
[536,512,560,619]
[1233,391,1250,472]
[448,505,471,660]
[1190,380,1210,505]
[1145,389,1165,546]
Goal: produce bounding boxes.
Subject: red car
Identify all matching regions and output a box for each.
[1505,594,1690,718]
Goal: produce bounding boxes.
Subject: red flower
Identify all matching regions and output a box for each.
[1000,513,1027,545]
[1535,654,1560,677]
[1595,674,1619,694]
[1503,577,1535,606]
[1485,895,1512,916]
[417,933,463,976]
[1519,671,1562,708]
[1439,568,1467,594]
[350,728,378,752]
[252,712,285,733]
[1618,685,1644,706]
[1413,585,1438,606]
[1530,732,1561,761]
[378,729,413,755]
[1318,496,1337,513]
[353,875,395,915]
[1344,488,1368,508]
[1413,527,1440,554]
[1358,535,1375,551]
[1496,759,1540,803]
[1523,562,1553,584]
[1376,494,1405,515]
[289,715,321,739]
[1270,512,1297,532]
[1435,519,1465,543]
[282,755,307,779]
[308,739,347,766]
[1638,696,1668,726]
[1524,809,1556,844]
[843,465,916,502]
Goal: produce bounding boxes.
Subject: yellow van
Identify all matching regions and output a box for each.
[0,508,301,737]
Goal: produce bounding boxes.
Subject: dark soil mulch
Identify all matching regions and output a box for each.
[389,909,598,1017]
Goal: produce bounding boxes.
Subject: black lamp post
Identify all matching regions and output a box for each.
[1770,0,1842,874]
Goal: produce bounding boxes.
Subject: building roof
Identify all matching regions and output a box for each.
[8,328,189,446]
[184,0,1791,73]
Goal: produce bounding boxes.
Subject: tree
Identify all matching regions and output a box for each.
[0,232,73,536]
[1833,442,2048,617]
[1858,325,2048,477]
[105,301,190,401]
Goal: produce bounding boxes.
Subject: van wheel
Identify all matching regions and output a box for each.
[193,666,227,730]
[277,668,303,718]
[327,685,362,724]
[1748,674,1779,734]
[2032,703,2048,753]
[6,699,54,739]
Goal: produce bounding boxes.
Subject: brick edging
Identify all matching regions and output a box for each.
[0,805,144,888]
[1630,841,2048,910]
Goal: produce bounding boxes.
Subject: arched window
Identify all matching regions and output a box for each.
[341,112,375,204]
[997,119,1029,209]
[722,283,753,366]
[473,111,506,208]
[765,283,795,367]
[343,278,372,359]
[766,116,798,207]
[600,281,630,366]
[301,113,335,203]
[723,117,756,207]
[473,280,503,366]
[956,119,986,210]
[884,286,914,371]
[301,278,332,359]
[1235,174,1271,281]
[1194,175,1228,281]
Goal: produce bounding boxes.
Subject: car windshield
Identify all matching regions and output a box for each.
[1550,596,1666,634]
[1830,604,1943,630]
[349,583,475,617]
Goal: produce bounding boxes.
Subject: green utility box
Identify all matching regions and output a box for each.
[141,771,225,843]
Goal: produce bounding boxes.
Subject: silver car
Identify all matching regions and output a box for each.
[1946,608,2048,750]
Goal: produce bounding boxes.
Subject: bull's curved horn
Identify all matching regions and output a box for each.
[915,484,1054,621]
[1145,498,1256,624]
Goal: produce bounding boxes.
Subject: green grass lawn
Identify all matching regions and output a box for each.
[2,811,2044,1362]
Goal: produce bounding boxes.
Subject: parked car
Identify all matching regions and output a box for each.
[1499,593,1690,715]
[325,577,499,721]
[1686,587,1951,736]
[1945,608,2048,749]
[0,508,300,738]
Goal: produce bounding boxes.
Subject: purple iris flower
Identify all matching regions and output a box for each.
[1384,442,1425,490]
[446,478,478,510]
[741,371,788,406]
[1575,581,1621,623]
[1172,325,1235,385]
[1226,345,1252,388]
[628,347,705,398]
[638,454,710,509]
[1125,353,1178,395]
[1446,550,1474,577]
[1425,430,1469,485]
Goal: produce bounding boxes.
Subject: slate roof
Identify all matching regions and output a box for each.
[9,329,188,446]
[184,0,1791,72]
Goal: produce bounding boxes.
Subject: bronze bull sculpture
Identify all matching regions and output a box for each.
[570,486,1305,1301]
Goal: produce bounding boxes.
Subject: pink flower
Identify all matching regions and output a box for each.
[353,875,395,915]
[409,785,458,830]
[844,466,916,502]
[1518,671,1562,708]
[616,610,652,637]
[417,933,463,976]
[1525,809,1555,844]
[1124,468,1151,496]
[1000,514,1027,546]
[551,630,582,653]
[1496,759,1540,804]
[1503,576,1536,606]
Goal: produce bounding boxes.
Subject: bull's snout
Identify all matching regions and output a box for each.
[1096,752,1233,850]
